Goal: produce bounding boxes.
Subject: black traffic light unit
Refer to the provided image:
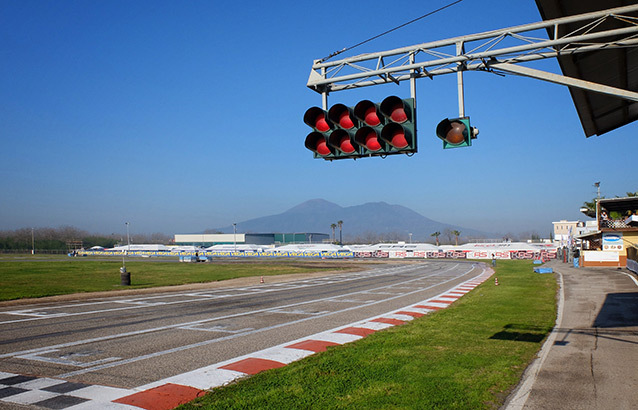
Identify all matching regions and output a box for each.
[435,117,479,149]
[303,106,336,158]
[304,96,417,160]
[328,103,359,158]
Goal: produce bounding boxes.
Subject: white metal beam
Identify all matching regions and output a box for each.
[487,62,638,102]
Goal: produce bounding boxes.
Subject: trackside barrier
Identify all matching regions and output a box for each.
[75,249,557,261]
[76,250,356,259]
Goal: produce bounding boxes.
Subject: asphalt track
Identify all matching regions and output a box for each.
[0,260,489,409]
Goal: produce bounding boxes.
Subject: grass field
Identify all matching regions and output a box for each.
[178,260,557,409]
[0,255,356,301]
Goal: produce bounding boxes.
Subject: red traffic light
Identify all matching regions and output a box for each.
[328,104,355,129]
[381,123,408,149]
[445,122,466,144]
[315,115,330,132]
[304,132,332,156]
[303,107,331,132]
[435,117,477,149]
[380,96,409,123]
[355,127,382,152]
[328,129,356,154]
[354,100,382,126]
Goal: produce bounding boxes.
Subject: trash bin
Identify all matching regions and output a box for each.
[120,266,131,286]
[572,249,580,268]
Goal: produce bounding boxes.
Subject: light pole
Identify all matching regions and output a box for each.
[594,182,601,229]
[409,233,412,243]
[126,222,130,254]
[122,232,126,271]
[233,223,237,253]
[120,222,131,286]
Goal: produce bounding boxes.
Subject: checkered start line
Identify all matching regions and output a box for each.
[0,268,493,410]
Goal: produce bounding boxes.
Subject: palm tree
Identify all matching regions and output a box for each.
[430,231,441,246]
[452,230,461,246]
[581,198,598,218]
[337,220,343,244]
[330,223,337,243]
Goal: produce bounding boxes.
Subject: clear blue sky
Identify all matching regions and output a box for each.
[1,0,635,238]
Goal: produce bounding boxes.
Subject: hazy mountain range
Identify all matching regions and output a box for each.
[209,199,492,242]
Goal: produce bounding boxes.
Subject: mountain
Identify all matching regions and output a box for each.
[209,199,492,242]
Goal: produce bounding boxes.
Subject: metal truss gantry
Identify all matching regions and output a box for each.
[307,4,638,115]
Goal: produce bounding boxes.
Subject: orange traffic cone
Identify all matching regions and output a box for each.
[495,277,499,286]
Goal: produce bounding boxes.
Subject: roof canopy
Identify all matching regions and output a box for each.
[599,196,638,213]
[535,0,638,136]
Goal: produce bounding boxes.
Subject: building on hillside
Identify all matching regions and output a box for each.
[110,244,171,251]
[552,220,588,244]
[576,196,638,270]
[173,233,329,247]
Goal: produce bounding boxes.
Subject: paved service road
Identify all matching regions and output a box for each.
[0,261,483,399]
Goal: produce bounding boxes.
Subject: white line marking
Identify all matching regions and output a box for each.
[250,347,313,364]
[3,389,59,405]
[16,350,121,368]
[619,271,638,287]
[179,325,254,333]
[353,321,395,331]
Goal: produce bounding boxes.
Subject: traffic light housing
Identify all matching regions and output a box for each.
[353,99,384,155]
[379,96,414,151]
[435,117,478,149]
[303,107,336,159]
[304,96,417,160]
[327,104,360,158]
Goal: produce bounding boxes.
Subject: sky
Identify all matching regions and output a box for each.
[1,0,636,238]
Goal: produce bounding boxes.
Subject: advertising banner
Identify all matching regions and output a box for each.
[602,233,623,251]
[77,247,555,261]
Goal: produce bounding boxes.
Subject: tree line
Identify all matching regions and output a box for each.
[0,224,547,252]
[345,229,543,245]
[0,226,171,252]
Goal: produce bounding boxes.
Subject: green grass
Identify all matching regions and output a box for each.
[179,260,557,409]
[0,256,354,301]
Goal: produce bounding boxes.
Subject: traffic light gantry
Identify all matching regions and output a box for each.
[304,96,417,160]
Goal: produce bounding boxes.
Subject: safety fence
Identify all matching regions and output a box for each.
[626,240,638,274]
[0,249,69,254]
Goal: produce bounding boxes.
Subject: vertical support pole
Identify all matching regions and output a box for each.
[233,223,237,252]
[595,181,601,230]
[410,52,417,149]
[456,41,465,118]
[409,52,417,101]
[321,67,328,110]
